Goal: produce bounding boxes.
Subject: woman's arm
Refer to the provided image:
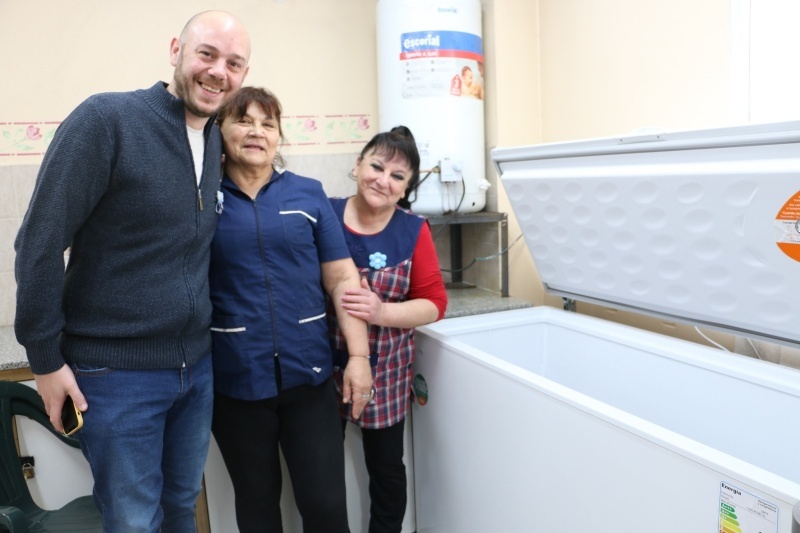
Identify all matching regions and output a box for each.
[342,278,439,328]
[340,222,447,328]
[321,257,372,419]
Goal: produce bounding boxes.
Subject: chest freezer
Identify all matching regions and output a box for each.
[410,120,800,533]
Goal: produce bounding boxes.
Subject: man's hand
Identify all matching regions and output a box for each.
[34,365,87,433]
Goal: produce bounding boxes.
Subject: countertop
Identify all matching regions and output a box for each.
[0,288,533,373]
[443,286,533,319]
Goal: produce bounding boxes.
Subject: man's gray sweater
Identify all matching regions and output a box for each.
[15,82,222,375]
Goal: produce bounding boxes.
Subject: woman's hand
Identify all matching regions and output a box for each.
[342,356,373,419]
[341,277,383,325]
[322,258,373,419]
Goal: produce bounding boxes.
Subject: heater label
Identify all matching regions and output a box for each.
[775,190,800,263]
[398,30,484,100]
[718,482,778,533]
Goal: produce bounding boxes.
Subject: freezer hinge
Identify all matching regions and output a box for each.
[617,127,666,145]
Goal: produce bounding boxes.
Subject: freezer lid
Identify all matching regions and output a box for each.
[492,120,800,348]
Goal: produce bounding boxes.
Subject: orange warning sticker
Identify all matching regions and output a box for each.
[775,191,800,262]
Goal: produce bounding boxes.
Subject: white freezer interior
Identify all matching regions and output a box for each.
[412,307,800,532]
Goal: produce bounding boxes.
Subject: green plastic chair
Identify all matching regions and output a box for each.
[0,380,102,532]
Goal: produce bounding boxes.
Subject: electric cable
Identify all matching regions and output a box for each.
[407,167,437,206]
[746,337,763,360]
[431,174,467,241]
[439,233,524,273]
[415,171,518,276]
[694,327,763,360]
[693,326,730,352]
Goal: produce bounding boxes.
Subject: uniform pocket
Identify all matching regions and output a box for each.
[296,305,331,369]
[279,209,316,251]
[210,314,247,333]
[210,314,251,376]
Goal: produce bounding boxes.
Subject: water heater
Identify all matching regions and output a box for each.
[376,0,488,215]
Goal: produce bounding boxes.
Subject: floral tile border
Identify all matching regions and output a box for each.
[0,122,57,157]
[283,114,373,146]
[0,114,374,158]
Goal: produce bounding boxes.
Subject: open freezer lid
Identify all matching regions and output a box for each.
[492,120,800,348]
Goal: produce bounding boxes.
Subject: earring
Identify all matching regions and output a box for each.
[348,169,356,180]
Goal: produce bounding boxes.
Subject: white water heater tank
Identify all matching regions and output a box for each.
[376,0,488,215]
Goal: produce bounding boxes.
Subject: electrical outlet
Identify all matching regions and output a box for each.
[19,456,35,479]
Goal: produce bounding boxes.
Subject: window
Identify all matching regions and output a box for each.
[730,0,800,123]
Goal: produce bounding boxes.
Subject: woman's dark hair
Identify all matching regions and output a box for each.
[216,87,286,168]
[359,125,421,209]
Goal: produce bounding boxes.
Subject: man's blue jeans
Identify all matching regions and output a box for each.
[74,354,213,533]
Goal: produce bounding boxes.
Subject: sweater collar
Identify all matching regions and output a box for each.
[141,81,217,134]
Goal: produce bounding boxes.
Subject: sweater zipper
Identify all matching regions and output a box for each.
[180,125,202,368]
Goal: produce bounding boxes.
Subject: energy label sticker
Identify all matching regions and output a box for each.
[413,374,429,406]
[775,190,800,262]
[719,482,778,533]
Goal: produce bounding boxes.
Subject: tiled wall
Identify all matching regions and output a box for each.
[0,164,38,326]
[1,154,503,327]
[431,218,504,292]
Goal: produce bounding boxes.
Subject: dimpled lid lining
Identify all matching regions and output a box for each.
[493,121,800,348]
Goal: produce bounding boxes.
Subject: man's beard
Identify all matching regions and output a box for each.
[173,53,215,118]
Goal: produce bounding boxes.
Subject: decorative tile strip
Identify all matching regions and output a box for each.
[0,122,58,157]
[1,113,374,157]
[283,114,373,146]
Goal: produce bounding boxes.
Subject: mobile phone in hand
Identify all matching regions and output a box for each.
[60,395,83,436]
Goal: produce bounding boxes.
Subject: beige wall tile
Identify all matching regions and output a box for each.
[0,218,21,274]
[0,167,11,180]
[283,153,359,199]
[0,272,15,326]
[432,220,503,293]
[462,223,502,292]
[432,231,451,285]
[0,164,38,327]
[13,165,38,218]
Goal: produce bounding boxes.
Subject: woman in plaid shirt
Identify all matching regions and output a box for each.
[328,126,448,532]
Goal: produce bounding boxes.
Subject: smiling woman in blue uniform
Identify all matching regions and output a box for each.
[208,87,372,533]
